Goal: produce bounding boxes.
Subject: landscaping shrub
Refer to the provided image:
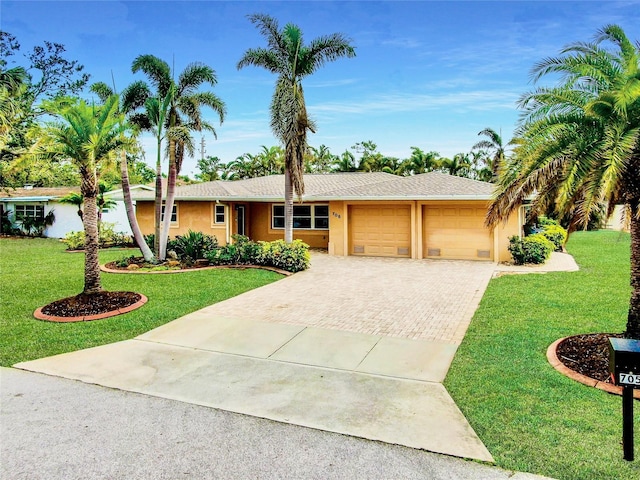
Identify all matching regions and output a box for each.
[205,237,310,273]
[258,239,310,273]
[537,215,560,227]
[61,230,85,250]
[170,230,218,262]
[61,223,133,250]
[508,234,554,265]
[541,224,567,252]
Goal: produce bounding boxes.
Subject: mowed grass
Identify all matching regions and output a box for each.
[445,230,640,480]
[0,237,283,366]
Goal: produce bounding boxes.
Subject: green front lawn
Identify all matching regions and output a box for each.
[0,237,282,366]
[445,230,640,480]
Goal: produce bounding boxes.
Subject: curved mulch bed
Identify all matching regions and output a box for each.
[547,334,640,399]
[101,262,291,276]
[34,291,148,323]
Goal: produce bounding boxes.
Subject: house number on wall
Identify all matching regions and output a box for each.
[332,212,341,218]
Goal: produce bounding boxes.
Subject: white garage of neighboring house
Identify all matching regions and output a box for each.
[0,185,150,238]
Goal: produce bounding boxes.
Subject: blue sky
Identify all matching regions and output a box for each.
[3,1,640,177]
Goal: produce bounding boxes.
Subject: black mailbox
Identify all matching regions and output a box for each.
[609,338,640,387]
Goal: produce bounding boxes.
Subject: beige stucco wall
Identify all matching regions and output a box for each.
[494,206,524,263]
[248,202,330,249]
[136,201,228,245]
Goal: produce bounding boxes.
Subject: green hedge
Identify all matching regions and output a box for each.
[508,234,554,265]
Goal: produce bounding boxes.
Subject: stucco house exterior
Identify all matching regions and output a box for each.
[133,172,524,263]
[0,185,150,238]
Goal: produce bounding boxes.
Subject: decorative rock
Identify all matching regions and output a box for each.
[167,250,178,260]
[167,260,181,267]
[126,264,140,270]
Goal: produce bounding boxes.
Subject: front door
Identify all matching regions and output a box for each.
[237,205,245,236]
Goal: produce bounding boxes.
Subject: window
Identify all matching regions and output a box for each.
[15,204,44,221]
[161,204,178,223]
[214,204,225,224]
[272,204,329,230]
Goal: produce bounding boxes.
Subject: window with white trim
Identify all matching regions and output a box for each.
[161,204,178,223]
[214,204,225,224]
[272,204,329,230]
[15,204,44,221]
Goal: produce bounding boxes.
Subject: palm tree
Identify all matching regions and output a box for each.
[405,147,441,175]
[308,144,335,173]
[473,127,508,182]
[332,150,356,172]
[90,81,156,262]
[238,13,355,243]
[131,55,226,259]
[486,25,640,337]
[441,153,471,177]
[43,96,125,294]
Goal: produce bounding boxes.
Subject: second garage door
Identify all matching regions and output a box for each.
[423,204,493,260]
[349,205,411,257]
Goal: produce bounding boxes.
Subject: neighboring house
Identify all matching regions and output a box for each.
[133,172,524,262]
[0,185,152,238]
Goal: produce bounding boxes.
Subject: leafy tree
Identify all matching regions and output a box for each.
[1,32,90,185]
[238,13,355,243]
[41,96,125,294]
[486,25,640,337]
[196,155,223,181]
[130,55,226,259]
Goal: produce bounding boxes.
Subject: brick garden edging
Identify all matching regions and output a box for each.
[34,294,148,323]
[547,337,640,399]
[100,264,292,276]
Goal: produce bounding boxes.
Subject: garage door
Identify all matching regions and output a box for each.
[423,204,493,260]
[349,205,411,257]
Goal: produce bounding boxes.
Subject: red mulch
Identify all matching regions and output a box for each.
[556,333,624,382]
[40,291,141,317]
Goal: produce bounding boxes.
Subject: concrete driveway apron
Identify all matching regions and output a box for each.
[16,252,497,462]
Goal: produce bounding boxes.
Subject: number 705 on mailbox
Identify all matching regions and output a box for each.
[619,373,640,386]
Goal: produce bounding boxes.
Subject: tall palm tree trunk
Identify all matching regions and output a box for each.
[81,171,103,294]
[159,139,177,260]
[627,203,640,338]
[153,136,162,256]
[284,168,294,244]
[120,150,155,262]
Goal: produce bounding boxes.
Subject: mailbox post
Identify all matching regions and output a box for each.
[608,338,640,461]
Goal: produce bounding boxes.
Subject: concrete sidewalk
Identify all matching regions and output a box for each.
[15,317,491,462]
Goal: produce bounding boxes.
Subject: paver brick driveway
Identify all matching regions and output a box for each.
[200,252,496,344]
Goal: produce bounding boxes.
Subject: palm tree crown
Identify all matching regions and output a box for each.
[487,24,640,336]
[237,13,355,243]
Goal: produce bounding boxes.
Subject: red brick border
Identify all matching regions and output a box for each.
[100,263,292,276]
[34,294,148,323]
[547,337,640,399]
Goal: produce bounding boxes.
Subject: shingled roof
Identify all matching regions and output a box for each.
[0,186,80,200]
[133,172,496,202]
